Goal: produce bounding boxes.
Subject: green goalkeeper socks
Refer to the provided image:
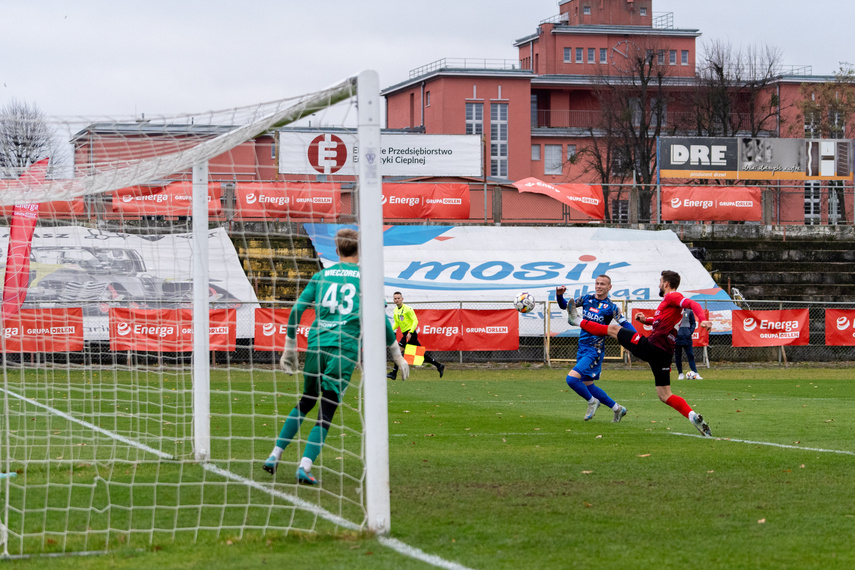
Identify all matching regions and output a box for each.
[303,426,329,463]
[275,408,305,449]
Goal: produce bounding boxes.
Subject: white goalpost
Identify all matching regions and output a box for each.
[0,71,388,557]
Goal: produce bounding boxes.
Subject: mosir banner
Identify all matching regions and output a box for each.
[109,308,236,352]
[1,308,85,353]
[824,309,855,346]
[662,186,762,222]
[235,182,340,219]
[278,131,482,177]
[731,309,809,347]
[382,183,470,219]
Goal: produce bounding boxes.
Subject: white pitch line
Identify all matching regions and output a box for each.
[5,387,473,570]
[670,432,855,455]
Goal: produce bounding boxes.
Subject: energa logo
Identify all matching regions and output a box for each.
[743,317,757,332]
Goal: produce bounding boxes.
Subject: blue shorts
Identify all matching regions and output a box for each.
[573,345,604,381]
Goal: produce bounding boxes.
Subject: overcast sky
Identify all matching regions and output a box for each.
[1,0,852,120]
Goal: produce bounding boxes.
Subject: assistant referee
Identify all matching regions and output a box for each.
[388,291,445,379]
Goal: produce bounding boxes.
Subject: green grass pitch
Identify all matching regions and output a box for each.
[5,365,854,569]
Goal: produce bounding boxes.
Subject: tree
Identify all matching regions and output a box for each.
[0,99,59,179]
[682,40,784,138]
[795,63,855,222]
[585,39,673,223]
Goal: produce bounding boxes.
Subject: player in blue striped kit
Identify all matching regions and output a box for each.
[557,275,636,422]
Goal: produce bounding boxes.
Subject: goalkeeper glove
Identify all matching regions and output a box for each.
[279,336,299,374]
[389,342,410,380]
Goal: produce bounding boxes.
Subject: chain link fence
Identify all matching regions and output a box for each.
[397,299,855,367]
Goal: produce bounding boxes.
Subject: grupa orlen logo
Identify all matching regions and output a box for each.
[246,193,258,205]
[837,316,851,331]
[262,323,277,336]
[670,197,681,208]
[743,317,757,332]
[117,322,132,336]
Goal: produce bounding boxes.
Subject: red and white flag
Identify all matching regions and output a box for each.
[2,158,49,319]
[513,178,605,220]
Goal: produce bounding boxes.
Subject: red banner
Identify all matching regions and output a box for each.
[112,182,223,216]
[459,309,519,351]
[1,308,84,353]
[825,309,855,346]
[512,178,605,220]
[382,183,470,219]
[253,307,316,351]
[2,202,39,319]
[0,198,84,217]
[397,309,519,351]
[631,308,708,346]
[662,186,762,222]
[732,309,809,347]
[235,182,341,219]
[109,308,236,352]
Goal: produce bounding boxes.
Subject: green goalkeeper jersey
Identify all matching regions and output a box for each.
[287,261,395,353]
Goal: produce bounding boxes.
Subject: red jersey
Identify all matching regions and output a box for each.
[646,292,705,353]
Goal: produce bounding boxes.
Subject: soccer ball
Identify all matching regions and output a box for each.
[514,292,535,314]
[686,371,698,379]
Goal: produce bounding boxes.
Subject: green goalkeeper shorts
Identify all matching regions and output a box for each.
[301,346,358,402]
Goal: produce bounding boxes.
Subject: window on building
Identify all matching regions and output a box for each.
[588,48,595,63]
[612,199,629,223]
[531,94,539,128]
[657,51,665,65]
[640,7,647,16]
[651,98,667,126]
[670,50,677,65]
[566,144,577,162]
[564,47,572,63]
[490,103,509,177]
[804,181,822,225]
[600,48,607,63]
[532,144,541,161]
[829,110,846,139]
[545,144,563,175]
[583,6,591,15]
[829,181,844,224]
[425,91,430,107]
[270,141,276,160]
[804,110,820,138]
[681,50,689,65]
[465,102,483,135]
[576,47,583,63]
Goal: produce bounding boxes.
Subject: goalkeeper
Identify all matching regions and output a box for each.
[558,275,634,422]
[263,228,409,485]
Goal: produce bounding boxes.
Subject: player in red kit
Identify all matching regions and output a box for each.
[578,270,713,436]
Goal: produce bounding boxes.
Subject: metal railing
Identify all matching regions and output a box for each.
[409,58,522,79]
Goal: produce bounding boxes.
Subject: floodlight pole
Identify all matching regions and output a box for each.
[357,70,391,535]
[192,162,211,462]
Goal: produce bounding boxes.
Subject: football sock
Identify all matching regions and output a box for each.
[269,446,285,461]
[665,394,692,418]
[275,408,305,449]
[586,383,616,409]
[580,320,609,336]
[303,425,329,463]
[299,457,314,472]
[566,374,594,401]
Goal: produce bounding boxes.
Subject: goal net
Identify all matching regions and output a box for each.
[0,71,388,557]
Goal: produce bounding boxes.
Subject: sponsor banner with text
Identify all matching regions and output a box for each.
[112,182,223,216]
[109,308,236,352]
[382,183,470,219]
[662,186,762,222]
[395,309,518,351]
[512,178,605,220]
[278,131,483,177]
[235,182,340,220]
[253,307,317,351]
[631,308,709,346]
[1,308,85,353]
[459,309,519,351]
[824,309,855,346]
[731,309,809,347]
